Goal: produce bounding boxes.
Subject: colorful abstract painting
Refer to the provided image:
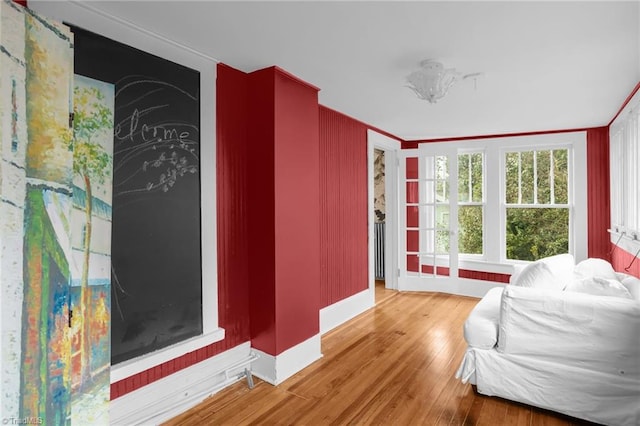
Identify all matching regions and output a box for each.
[1,2,112,424]
[1,0,30,419]
[68,74,114,425]
[8,1,75,422]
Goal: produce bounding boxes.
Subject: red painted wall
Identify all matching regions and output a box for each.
[611,244,640,278]
[273,70,321,353]
[111,63,252,398]
[586,127,611,260]
[215,64,252,343]
[319,106,369,307]
[459,270,510,283]
[247,67,321,355]
[246,68,278,355]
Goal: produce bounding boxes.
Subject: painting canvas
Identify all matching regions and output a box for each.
[1,2,112,423]
[68,74,114,425]
[1,1,75,421]
[0,0,30,418]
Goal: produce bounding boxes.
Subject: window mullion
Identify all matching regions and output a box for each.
[550,150,555,204]
[467,154,472,203]
[533,150,538,204]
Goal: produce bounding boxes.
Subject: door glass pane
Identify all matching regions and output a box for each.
[421,206,435,230]
[406,157,418,179]
[422,180,435,204]
[436,155,448,180]
[406,182,419,203]
[435,180,449,203]
[423,156,435,178]
[436,205,449,229]
[407,254,419,272]
[436,266,450,276]
[407,230,419,251]
[406,206,419,228]
[422,229,435,253]
[436,230,450,254]
[459,205,483,255]
[422,263,446,276]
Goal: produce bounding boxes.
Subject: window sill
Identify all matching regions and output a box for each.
[110,327,226,383]
[458,258,517,275]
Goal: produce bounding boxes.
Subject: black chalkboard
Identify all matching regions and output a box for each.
[70,25,203,365]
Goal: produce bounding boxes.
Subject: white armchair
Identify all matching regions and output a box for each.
[456,256,640,426]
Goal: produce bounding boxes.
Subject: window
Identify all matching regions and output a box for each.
[610,91,640,245]
[458,152,483,255]
[504,149,570,261]
[400,132,587,282]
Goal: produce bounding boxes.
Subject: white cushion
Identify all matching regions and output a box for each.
[538,253,575,289]
[509,264,526,285]
[574,258,618,281]
[616,272,640,302]
[512,261,565,291]
[565,276,634,299]
[463,287,503,349]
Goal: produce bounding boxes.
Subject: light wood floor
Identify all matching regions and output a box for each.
[165,288,599,426]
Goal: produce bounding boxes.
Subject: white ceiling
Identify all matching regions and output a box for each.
[35,1,640,140]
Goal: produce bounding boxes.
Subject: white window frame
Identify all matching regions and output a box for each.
[457,150,485,258]
[495,134,587,264]
[501,146,572,261]
[409,133,587,274]
[609,89,640,253]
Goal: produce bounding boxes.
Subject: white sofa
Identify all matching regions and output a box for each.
[456,255,640,426]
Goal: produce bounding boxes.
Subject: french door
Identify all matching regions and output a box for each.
[398,145,459,291]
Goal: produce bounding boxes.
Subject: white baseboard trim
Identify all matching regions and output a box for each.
[319,288,374,334]
[110,342,254,426]
[251,334,322,385]
[399,277,505,298]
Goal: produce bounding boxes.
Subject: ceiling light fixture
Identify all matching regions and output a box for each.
[406,59,481,104]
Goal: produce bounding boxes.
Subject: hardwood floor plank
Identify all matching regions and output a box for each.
[445,384,479,425]
[463,392,486,426]
[199,382,293,425]
[475,394,508,426]
[164,290,589,426]
[366,297,475,425]
[503,401,532,426]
